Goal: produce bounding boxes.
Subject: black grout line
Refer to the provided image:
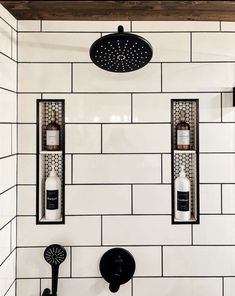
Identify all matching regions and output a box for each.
[11,124,13,155]
[191,225,194,245]
[17,60,235,64]
[101,215,103,246]
[17,212,235,217]
[6,121,235,125]
[222,277,224,296]
[0,15,17,32]
[130,93,133,123]
[18,152,173,155]
[14,275,235,279]
[131,184,133,215]
[0,122,19,124]
[10,220,12,251]
[11,28,13,60]
[161,246,163,277]
[17,182,235,187]
[71,154,73,184]
[15,26,18,295]
[18,213,170,217]
[40,20,42,32]
[160,63,163,92]
[131,278,133,296]
[71,63,73,93]
[190,32,192,62]
[0,86,17,94]
[39,278,42,295]
[16,243,235,248]
[3,279,16,296]
[18,30,227,34]
[70,246,72,278]
[17,90,234,94]
[221,92,223,122]
[0,184,16,198]
[221,184,223,214]
[61,182,230,185]
[0,50,17,63]
[100,124,103,154]
[0,248,16,268]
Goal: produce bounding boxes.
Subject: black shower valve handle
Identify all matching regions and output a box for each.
[109,274,122,293]
[42,288,51,296]
[109,260,123,293]
[100,248,136,293]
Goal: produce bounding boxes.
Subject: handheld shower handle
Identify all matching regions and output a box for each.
[52,265,59,296]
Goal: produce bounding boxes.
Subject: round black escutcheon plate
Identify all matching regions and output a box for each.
[99,248,136,293]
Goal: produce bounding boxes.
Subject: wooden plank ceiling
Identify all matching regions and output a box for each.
[0,1,235,21]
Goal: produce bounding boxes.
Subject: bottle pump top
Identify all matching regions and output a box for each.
[49,166,57,177]
[179,165,186,177]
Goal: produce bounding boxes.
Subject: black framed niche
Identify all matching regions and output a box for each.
[36,99,65,224]
[171,99,199,224]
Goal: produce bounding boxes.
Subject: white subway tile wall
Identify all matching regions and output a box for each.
[18,33,101,62]
[0,5,17,296]
[72,246,161,277]
[134,278,222,296]
[0,12,234,296]
[73,63,161,92]
[18,20,41,32]
[41,278,131,296]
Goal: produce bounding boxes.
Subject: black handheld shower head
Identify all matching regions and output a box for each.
[44,244,67,296]
[44,244,67,266]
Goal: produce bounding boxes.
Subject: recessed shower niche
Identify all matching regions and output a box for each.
[36,99,65,224]
[171,99,200,224]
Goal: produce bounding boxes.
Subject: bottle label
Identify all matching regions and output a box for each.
[46,190,59,210]
[177,191,189,211]
[177,130,190,145]
[46,130,59,146]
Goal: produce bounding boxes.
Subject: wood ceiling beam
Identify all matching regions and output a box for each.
[0,1,235,21]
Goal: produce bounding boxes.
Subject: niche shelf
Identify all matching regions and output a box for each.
[36,99,65,224]
[171,99,199,224]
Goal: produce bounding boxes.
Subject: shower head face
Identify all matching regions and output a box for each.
[90,26,153,73]
[44,244,67,266]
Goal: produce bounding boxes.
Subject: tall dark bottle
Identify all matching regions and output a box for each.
[46,110,60,151]
[176,110,190,150]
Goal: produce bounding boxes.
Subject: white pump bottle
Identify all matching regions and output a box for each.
[175,165,191,221]
[45,166,61,220]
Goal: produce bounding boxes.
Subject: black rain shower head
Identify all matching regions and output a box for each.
[89,25,153,73]
[44,244,67,296]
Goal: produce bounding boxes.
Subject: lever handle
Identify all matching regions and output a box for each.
[42,288,51,296]
[109,281,120,293]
